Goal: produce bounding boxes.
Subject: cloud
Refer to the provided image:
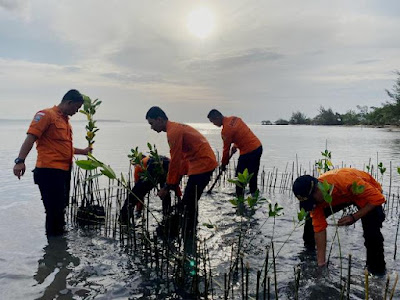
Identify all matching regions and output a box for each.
[0,0,30,20]
[0,0,27,11]
[184,48,284,71]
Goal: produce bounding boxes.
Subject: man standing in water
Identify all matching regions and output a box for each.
[207,109,262,196]
[13,89,91,236]
[145,106,218,242]
[292,168,386,275]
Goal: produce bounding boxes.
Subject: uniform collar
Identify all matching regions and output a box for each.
[53,105,69,120]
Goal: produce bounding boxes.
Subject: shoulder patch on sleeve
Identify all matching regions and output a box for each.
[33,112,46,122]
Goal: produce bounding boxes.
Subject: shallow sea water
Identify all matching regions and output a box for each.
[1,120,400,299]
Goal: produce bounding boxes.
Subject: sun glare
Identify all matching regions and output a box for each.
[187,7,215,39]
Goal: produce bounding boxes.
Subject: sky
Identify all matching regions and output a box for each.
[1,0,400,123]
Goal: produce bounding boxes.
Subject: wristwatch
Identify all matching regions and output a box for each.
[14,158,25,164]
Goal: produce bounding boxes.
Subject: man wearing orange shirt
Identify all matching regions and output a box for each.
[13,89,91,236]
[146,106,218,239]
[119,155,172,224]
[292,168,386,275]
[207,109,263,197]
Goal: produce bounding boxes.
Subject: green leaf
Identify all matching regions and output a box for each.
[100,164,116,179]
[325,194,332,204]
[229,199,238,206]
[297,208,308,222]
[202,223,215,229]
[75,159,100,170]
[351,181,365,195]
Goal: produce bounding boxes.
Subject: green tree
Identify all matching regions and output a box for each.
[341,109,360,125]
[289,111,311,125]
[384,70,400,125]
[313,106,342,125]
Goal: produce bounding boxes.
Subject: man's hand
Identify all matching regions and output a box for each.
[74,146,93,155]
[338,214,357,226]
[158,187,169,199]
[80,146,93,155]
[13,163,26,179]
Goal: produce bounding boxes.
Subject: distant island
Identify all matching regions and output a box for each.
[263,71,400,126]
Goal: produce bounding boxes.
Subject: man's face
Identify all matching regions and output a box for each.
[209,117,222,127]
[147,117,164,133]
[66,101,83,116]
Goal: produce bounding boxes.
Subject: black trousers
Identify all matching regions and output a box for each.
[181,170,213,238]
[33,168,71,236]
[303,204,386,274]
[236,145,263,196]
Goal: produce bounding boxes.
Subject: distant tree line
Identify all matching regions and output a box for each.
[263,71,400,126]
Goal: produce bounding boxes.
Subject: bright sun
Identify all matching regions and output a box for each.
[186,7,215,39]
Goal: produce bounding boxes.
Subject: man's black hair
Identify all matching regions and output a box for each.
[207,109,223,119]
[62,89,84,103]
[146,106,168,120]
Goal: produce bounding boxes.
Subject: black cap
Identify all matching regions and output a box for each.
[292,175,318,211]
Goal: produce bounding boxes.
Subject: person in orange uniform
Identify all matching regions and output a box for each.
[119,155,173,224]
[207,109,263,197]
[292,168,386,275]
[13,90,91,236]
[146,106,218,239]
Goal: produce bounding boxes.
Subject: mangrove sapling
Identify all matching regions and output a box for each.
[378,162,387,185]
[263,208,307,276]
[318,179,346,287]
[75,95,106,224]
[315,149,334,174]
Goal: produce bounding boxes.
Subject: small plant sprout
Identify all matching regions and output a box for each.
[80,95,101,148]
[315,149,333,174]
[228,169,266,213]
[351,181,365,195]
[378,162,386,184]
[268,201,284,217]
[378,162,386,175]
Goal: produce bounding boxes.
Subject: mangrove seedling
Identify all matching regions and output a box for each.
[315,149,333,174]
[80,95,101,148]
[228,168,266,214]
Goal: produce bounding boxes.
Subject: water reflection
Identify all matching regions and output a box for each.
[33,236,80,299]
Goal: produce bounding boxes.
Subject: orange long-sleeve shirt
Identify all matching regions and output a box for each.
[27,106,73,171]
[166,121,218,185]
[311,168,386,233]
[221,116,262,165]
